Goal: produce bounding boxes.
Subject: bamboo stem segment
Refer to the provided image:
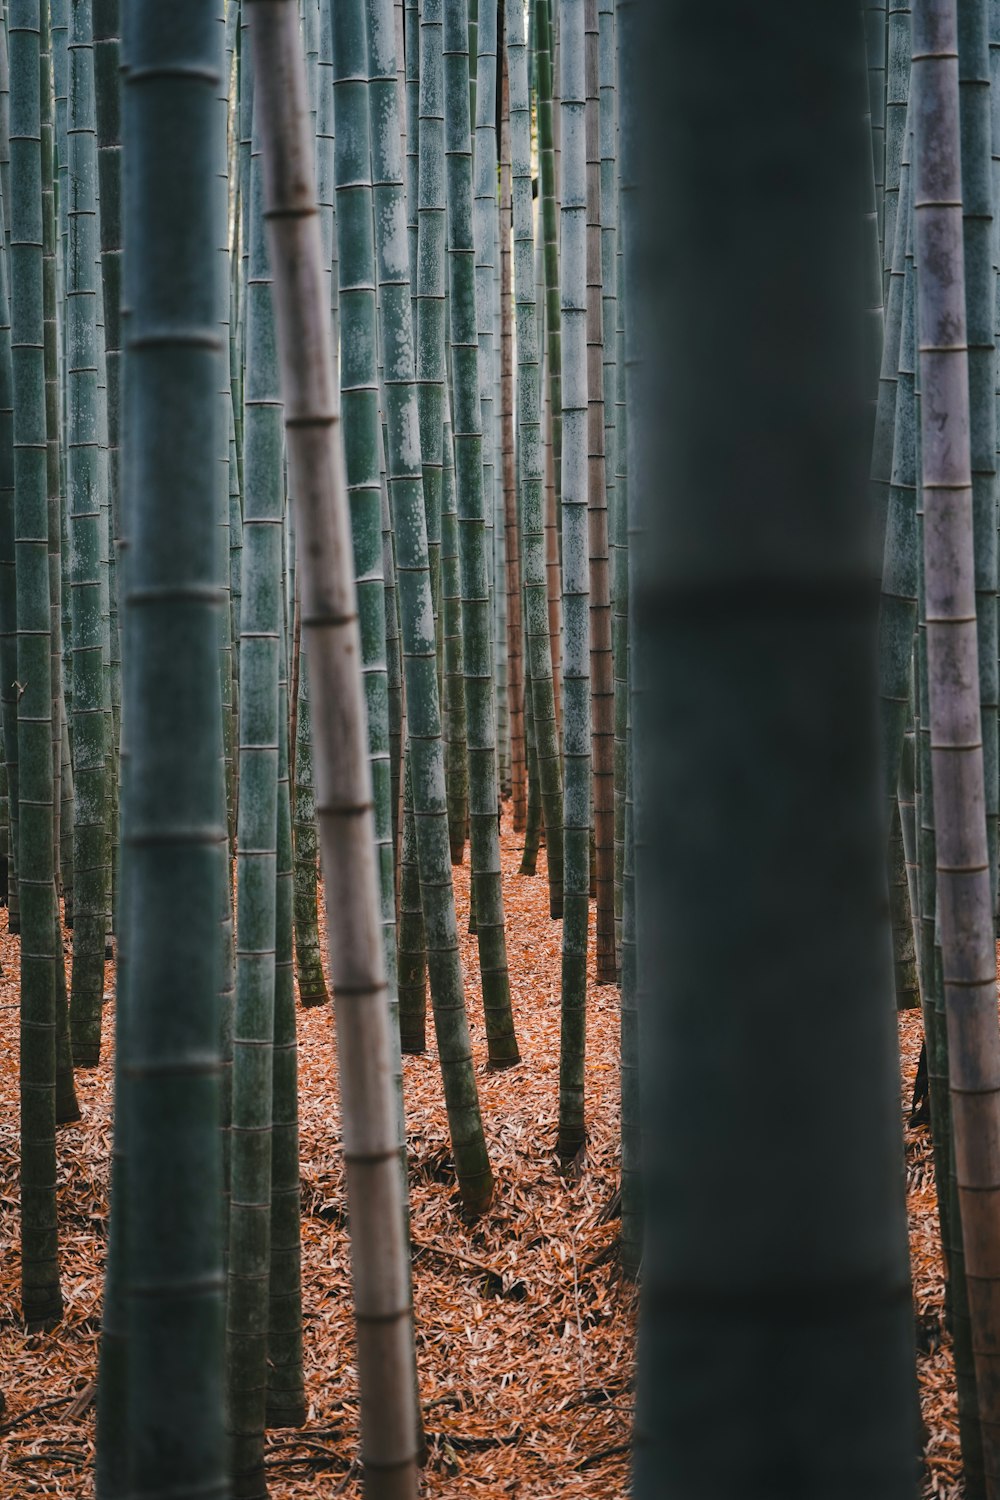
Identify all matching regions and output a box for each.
[914,0,1000,1483]
[245,6,419,1494]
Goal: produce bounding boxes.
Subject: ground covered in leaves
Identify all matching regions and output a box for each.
[0,813,969,1496]
[0,815,636,1497]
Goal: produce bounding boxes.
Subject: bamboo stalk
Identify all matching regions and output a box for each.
[67,0,111,1068]
[443,0,519,1068]
[557,0,590,1162]
[629,0,919,1488]
[120,3,228,1492]
[914,0,1000,1484]
[507,0,564,919]
[245,8,420,1493]
[11,0,62,1332]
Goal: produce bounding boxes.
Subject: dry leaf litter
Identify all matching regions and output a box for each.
[0,813,635,1497]
[0,812,964,1496]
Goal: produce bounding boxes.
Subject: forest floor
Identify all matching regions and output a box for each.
[0,813,635,1497]
[0,809,965,1497]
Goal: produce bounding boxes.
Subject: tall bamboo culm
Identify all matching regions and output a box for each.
[365,0,493,1210]
[914,0,1000,1482]
[226,34,282,1496]
[443,0,519,1068]
[246,5,420,1494]
[11,0,62,1332]
[557,0,591,1162]
[584,0,614,983]
[627,0,920,1490]
[506,0,564,919]
[67,0,111,1068]
[120,3,228,1493]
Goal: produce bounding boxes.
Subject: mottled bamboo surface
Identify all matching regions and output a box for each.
[0,811,635,1497]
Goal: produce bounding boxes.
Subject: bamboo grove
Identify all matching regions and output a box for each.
[3,0,999,1496]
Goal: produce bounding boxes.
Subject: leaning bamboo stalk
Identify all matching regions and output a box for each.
[245,6,419,1495]
[913,0,1000,1483]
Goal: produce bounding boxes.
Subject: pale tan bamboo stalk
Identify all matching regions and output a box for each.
[245,5,419,1496]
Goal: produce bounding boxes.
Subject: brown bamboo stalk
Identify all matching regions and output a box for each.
[246,4,419,1495]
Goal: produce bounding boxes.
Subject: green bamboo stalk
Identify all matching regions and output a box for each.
[0,73,21,946]
[266,639,306,1430]
[292,643,328,1007]
[628,0,919,1488]
[472,0,497,661]
[885,2,912,296]
[383,468,404,877]
[619,658,640,1276]
[417,0,446,646]
[536,0,561,512]
[506,0,564,917]
[584,0,613,983]
[93,0,129,1478]
[877,114,915,793]
[216,13,236,863]
[914,0,1000,1480]
[329,0,397,998]
[226,44,282,1496]
[67,0,110,1069]
[543,341,562,731]
[11,0,63,1331]
[877,126,922,1014]
[120,4,227,1494]
[498,60,526,835]
[92,0,119,930]
[214,3,237,1249]
[442,401,469,865]
[866,0,888,256]
[557,0,590,1162]
[443,0,519,1068]
[519,652,543,875]
[366,0,495,1203]
[245,7,420,1489]
[397,753,428,1053]
[600,0,624,972]
[405,0,419,303]
[0,752,9,908]
[468,0,477,118]
[0,7,10,254]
